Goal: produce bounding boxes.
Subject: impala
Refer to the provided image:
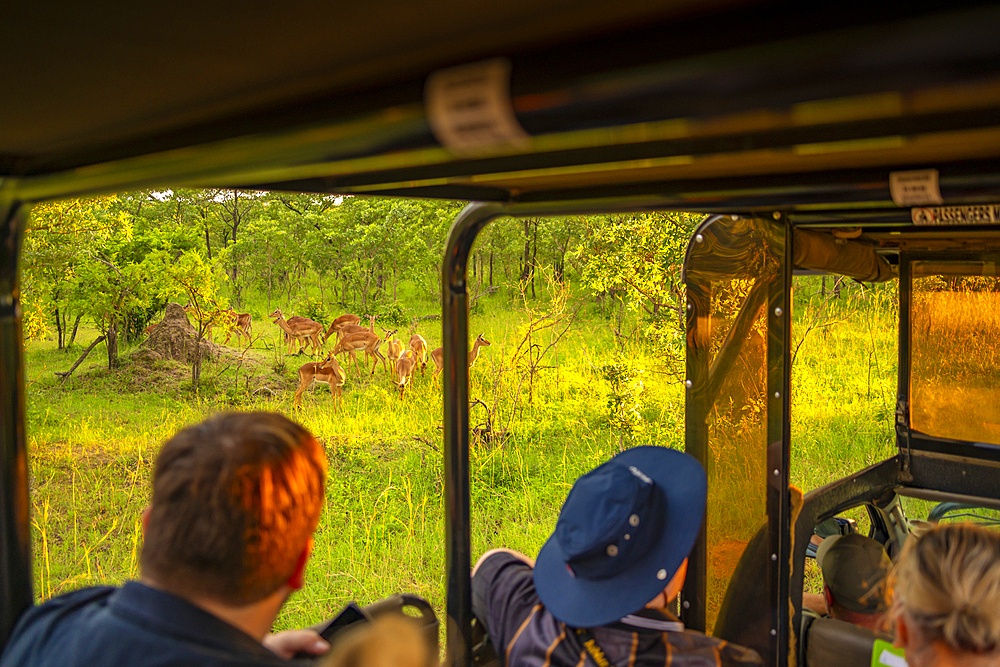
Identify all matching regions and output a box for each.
[384,328,404,376]
[331,314,376,342]
[323,313,362,343]
[221,310,252,346]
[332,330,387,376]
[394,349,419,398]
[293,351,346,410]
[408,334,428,375]
[269,309,324,355]
[430,333,491,382]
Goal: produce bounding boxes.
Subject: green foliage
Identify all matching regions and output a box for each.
[602,356,645,447]
[296,296,329,323]
[374,300,409,327]
[573,211,701,346]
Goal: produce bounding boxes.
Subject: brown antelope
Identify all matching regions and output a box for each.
[394,349,418,398]
[323,313,362,343]
[408,334,428,375]
[384,328,403,376]
[293,352,347,410]
[222,310,252,346]
[332,330,387,376]
[430,333,491,382]
[330,314,376,342]
[269,309,324,355]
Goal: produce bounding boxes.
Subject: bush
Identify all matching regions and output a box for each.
[297,297,329,323]
[374,300,409,327]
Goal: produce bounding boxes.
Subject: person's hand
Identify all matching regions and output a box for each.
[263,629,330,659]
[802,592,829,616]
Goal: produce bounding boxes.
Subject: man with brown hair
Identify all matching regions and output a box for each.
[1,412,331,666]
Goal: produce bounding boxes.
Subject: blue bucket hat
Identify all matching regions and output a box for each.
[533,446,707,628]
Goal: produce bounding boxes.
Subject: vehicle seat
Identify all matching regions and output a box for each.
[801,614,892,667]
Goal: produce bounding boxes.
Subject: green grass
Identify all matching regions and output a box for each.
[22,276,921,633]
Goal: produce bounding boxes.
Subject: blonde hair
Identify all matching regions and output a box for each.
[321,616,434,667]
[892,523,1000,654]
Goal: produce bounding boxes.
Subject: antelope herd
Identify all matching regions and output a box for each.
[268,309,491,406]
[150,304,491,407]
[149,303,488,406]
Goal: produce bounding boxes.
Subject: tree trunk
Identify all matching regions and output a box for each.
[68,313,82,348]
[521,220,532,282]
[204,225,212,260]
[489,252,494,287]
[56,335,106,386]
[530,224,538,299]
[192,334,203,391]
[54,306,64,349]
[106,323,119,369]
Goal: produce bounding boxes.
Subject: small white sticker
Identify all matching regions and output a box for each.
[911,205,1000,226]
[877,649,908,667]
[425,58,529,154]
[889,169,943,206]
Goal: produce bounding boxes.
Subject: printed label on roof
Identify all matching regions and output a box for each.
[911,205,1000,225]
[425,58,529,154]
[890,169,943,206]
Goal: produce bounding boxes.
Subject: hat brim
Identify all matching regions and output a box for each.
[533,446,707,627]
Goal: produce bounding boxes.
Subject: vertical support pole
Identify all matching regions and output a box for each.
[895,257,912,479]
[681,276,710,631]
[0,193,32,649]
[441,203,505,667]
[765,216,791,667]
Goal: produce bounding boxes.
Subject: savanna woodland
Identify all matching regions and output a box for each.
[23,190,901,631]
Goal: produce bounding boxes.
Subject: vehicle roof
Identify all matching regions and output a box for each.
[5,2,1000,225]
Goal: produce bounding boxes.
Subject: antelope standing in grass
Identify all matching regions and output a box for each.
[333,329,387,376]
[293,352,346,410]
[394,349,419,398]
[323,313,362,343]
[330,314,376,342]
[221,310,253,346]
[384,329,404,376]
[269,309,324,355]
[408,334,428,375]
[430,333,491,382]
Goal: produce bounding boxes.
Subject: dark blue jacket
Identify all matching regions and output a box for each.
[1,582,290,667]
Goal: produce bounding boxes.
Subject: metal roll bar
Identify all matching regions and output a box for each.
[0,193,32,647]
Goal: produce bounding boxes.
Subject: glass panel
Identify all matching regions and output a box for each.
[686,217,781,634]
[911,260,1000,444]
[704,277,770,631]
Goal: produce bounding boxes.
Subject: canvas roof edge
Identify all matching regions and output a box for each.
[5,4,1000,217]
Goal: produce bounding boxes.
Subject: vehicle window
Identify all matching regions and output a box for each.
[910,261,1000,445]
[789,276,897,493]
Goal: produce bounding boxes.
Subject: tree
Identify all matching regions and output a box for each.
[573,211,701,345]
[164,251,221,389]
[22,197,117,347]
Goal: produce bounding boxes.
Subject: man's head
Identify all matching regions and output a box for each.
[140,412,327,606]
[816,533,891,628]
[533,446,707,627]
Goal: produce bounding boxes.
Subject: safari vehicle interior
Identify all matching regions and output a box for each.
[4,2,1000,667]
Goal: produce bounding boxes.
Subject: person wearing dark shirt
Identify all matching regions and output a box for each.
[1,412,331,667]
[472,446,763,667]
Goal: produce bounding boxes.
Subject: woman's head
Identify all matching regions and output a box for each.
[892,523,1000,662]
